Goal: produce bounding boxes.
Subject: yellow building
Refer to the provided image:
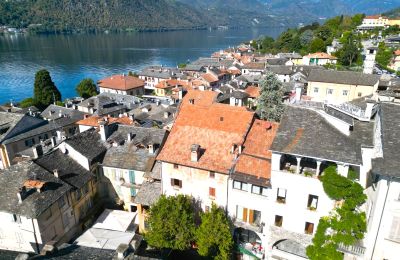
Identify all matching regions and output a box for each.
[307,70,380,103]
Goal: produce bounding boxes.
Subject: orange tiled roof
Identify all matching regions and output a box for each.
[156,79,188,89]
[24,180,46,189]
[77,115,134,127]
[157,92,254,174]
[201,73,219,83]
[181,89,218,107]
[98,75,144,91]
[245,86,260,98]
[306,52,337,59]
[365,15,386,19]
[235,154,271,180]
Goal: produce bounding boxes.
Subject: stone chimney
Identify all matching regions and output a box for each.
[164,111,170,119]
[98,120,109,141]
[50,136,57,147]
[189,98,195,105]
[191,144,201,162]
[53,169,59,178]
[32,144,43,159]
[231,144,236,154]
[148,144,155,154]
[178,89,183,100]
[116,244,129,259]
[238,145,243,154]
[17,187,27,204]
[127,133,133,142]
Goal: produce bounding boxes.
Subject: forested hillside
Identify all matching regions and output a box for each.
[0,0,209,33]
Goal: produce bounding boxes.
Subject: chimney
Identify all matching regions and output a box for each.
[164,111,169,119]
[148,144,155,154]
[40,241,57,256]
[191,144,201,162]
[127,133,133,142]
[130,114,135,121]
[238,145,243,154]
[116,244,129,259]
[50,136,57,147]
[231,144,236,154]
[32,144,43,159]
[364,101,376,119]
[189,99,195,105]
[178,89,183,100]
[17,187,27,204]
[98,120,109,141]
[58,111,63,118]
[84,114,90,119]
[53,169,59,178]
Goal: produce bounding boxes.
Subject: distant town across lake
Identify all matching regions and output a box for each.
[0,28,286,104]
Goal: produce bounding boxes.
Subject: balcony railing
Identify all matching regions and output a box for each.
[337,243,366,256]
[234,219,263,233]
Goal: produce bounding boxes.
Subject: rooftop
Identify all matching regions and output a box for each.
[98,75,145,91]
[307,69,379,86]
[305,52,337,59]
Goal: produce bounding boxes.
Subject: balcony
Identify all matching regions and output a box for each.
[234,218,263,233]
[279,154,334,178]
[337,242,366,256]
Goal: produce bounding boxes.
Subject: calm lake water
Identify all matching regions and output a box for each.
[0,28,285,104]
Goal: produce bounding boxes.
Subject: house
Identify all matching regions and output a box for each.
[276,53,303,65]
[244,85,260,109]
[75,93,140,117]
[76,115,135,133]
[326,39,342,56]
[267,103,376,259]
[129,102,177,129]
[228,120,279,258]
[154,79,188,97]
[216,90,250,107]
[357,15,389,31]
[303,52,337,66]
[0,162,74,253]
[307,70,380,103]
[389,49,400,71]
[101,125,167,213]
[138,66,183,90]
[241,62,265,75]
[157,90,254,211]
[98,75,145,96]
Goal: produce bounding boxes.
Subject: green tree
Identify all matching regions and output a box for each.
[196,204,233,260]
[145,195,195,250]
[315,26,333,42]
[300,29,314,46]
[76,78,98,99]
[257,72,285,122]
[19,98,35,108]
[376,42,393,69]
[33,69,61,109]
[336,39,360,67]
[309,38,326,53]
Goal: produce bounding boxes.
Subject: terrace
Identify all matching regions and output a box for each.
[279,154,332,178]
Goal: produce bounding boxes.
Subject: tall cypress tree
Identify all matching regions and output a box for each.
[33,69,61,108]
[257,71,285,122]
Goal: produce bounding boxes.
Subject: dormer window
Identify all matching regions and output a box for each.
[191,144,201,162]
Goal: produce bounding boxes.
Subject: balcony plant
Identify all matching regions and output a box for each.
[308,206,317,211]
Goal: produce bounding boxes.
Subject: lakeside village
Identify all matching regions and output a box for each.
[1,14,400,260]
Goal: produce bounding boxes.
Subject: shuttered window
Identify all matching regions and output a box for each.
[389,216,400,242]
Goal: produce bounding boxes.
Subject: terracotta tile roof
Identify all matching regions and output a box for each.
[306,52,337,60]
[365,15,386,19]
[157,92,254,174]
[244,62,266,70]
[242,120,279,159]
[181,90,218,107]
[76,115,134,127]
[235,154,271,180]
[201,73,219,83]
[98,75,144,91]
[156,79,188,89]
[24,179,46,189]
[245,86,260,98]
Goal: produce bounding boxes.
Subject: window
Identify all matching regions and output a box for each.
[171,178,182,188]
[209,171,215,179]
[236,206,247,222]
[249,210,262,226]
[388,216,400,242]
[233,180,248,191]
[313,87,319,93]
[252,185,268,196]
[277,188,287,203]
[305,222,314,234]
[275,215,283,227]
[209,187,216,198]
[173,164,179,169]
[307,195,319,210]
[327,89,334,95]
[342,90,348,96]
[358,92,362,97]
[58,195,66,209]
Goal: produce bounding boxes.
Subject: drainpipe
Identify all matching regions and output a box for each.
[31,218,40,253]
[371,177,391,259]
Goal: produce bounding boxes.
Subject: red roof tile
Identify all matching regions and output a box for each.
[201,73,219,83]
[98,75,144,91]
[306,52,337,60]
[77,115,134,127]
[245,86,260,98]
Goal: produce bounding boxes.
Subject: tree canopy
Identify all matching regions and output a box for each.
[306,166,367,260]
[145,195,195,250]
[33,69,61,109]
[257,72,285,122]
[76,78,98,99]
[196,204,233,260]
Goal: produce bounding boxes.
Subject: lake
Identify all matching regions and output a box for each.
[0,28,285,104]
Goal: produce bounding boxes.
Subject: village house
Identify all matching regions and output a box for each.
[357,15,390,31]
[98,75,145,96]
[302,52,337,66]
[154,79,188,97]
[138,66,183,90]
[76,115,135,133]
[157,90,254,211]
[307,70,380,103]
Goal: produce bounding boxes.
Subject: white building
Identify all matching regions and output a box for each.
[98,74,145,96]
[363,47,377,74]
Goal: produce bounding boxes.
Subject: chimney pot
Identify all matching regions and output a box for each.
[53,169,59,178]
[148,144,155,154]
[17,187,26,204]
[32,144,43,159]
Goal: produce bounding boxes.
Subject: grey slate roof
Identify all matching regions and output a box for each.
[0,161,71,218]
[35,149,94,189]
[138,66,181,79]
[65,129,108,163]
[217,91,249,103]
[266,58,289,66]
[271,106,374,164]
[0,112,47,143]
[31,244,115,260]
[103,126,167,171]
[372,103,400,178]
[133,181,161,206]
[41,104,86,122]
[324,106,354,125]
[183,64,204,71]
[308,70,380,86]
[78,93,140,116]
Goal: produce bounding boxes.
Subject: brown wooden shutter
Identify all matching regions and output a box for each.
[209,187,215,197]
[179,180,182,188]
[171,178,174,186]
[307,223,314,234]
[243,208,248,222]
[249,210,254,224]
